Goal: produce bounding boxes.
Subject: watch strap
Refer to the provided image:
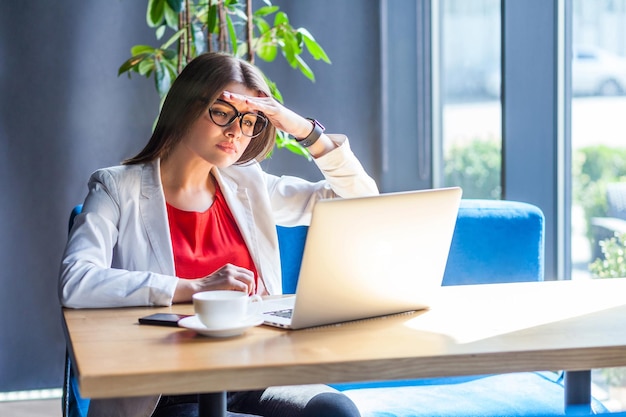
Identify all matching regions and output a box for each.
[297,118,325,147]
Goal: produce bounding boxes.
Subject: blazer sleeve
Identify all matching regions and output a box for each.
[314,134,379,198]
[266,135,379,226]
[59,169,178,309]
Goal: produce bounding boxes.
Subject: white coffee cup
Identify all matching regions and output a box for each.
[193,290,262,328]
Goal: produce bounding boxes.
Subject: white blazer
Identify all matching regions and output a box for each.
[59,136,378,417]
[60,135,378,309]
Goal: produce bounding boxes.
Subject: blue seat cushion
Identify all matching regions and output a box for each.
[335,372,608,416]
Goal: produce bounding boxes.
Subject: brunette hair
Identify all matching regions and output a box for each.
[124,52,276,165]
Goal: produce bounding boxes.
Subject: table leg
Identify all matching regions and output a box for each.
[564,370,591,413]
[198,391,226,417]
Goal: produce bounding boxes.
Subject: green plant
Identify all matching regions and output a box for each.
[443,138,501,199]
[592,230,625,390]
[118,0,331,159]
[589,232,626,278]
[589,231,626,387]
[573,145,626,239]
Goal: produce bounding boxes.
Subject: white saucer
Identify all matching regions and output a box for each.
[178,315,264,338]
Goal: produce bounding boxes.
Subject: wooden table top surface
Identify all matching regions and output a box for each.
[63,278,626,398]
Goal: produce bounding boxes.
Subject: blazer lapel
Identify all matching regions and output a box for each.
[212,168,265,274]
[139,160,175,276]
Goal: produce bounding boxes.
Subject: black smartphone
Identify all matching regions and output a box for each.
[138,313,190,327]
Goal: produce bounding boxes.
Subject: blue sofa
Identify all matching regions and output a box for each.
[277,199,607,416]
[65,200,609,416]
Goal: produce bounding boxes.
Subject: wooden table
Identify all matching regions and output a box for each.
[63,278,626,416]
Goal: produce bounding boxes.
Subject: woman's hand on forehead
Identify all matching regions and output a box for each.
[221,90,313,139]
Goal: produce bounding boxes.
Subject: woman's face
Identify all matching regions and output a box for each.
[180,83,259,168]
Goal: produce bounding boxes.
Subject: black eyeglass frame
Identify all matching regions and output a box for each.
[207,99,268,138]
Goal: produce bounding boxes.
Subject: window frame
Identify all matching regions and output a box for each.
[381,0,572,280]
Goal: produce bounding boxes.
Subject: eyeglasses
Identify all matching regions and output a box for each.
[207,99,268,138]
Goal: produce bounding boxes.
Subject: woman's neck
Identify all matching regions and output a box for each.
[160,152,216,212]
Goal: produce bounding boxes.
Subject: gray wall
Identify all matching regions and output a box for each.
[258,1,382,182]
[0,1,380,391]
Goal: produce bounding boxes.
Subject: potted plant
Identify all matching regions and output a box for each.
[118,0,331,159]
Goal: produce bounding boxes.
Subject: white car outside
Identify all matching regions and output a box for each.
[573,45,626,96]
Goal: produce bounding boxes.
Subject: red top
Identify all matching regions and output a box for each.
[166,184,258,287]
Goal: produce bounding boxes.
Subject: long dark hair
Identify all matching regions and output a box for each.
[124,53,276,165]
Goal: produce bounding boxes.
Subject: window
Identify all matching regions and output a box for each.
[437,0,502,199]
[385,0,625,410]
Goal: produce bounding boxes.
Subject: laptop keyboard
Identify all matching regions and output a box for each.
[267,309,293,319]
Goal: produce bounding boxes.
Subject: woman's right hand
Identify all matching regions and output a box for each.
[172,263,256,303]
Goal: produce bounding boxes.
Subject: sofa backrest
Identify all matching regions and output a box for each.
[277,199,545,293]
[442,199,544,285]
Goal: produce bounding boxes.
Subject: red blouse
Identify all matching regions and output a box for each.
[166,184,258,286]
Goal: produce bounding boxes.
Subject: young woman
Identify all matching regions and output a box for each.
[60,52,378,417]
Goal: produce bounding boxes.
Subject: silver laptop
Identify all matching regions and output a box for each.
[261,187,462,330]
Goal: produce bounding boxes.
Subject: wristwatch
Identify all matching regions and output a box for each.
[297,118,325,148]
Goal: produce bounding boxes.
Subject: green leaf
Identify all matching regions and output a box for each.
[226,15,238,55]
[296,28,314,41]
[207,4,218,34]
[254,6,279,17]
[254,16,271,34]
[163,2,179,29]
[282,30,302,55]
[256,33,277,62]
[280,41,298,68]
[155,25,167,40]
[233,8,247,22]
[147,0,166,28]
[154,59,173,99]
[161,57,178,74]
[118,52,153,76]
[256,44,277,62]
[161,48,178,60]
[138,58,155,76]
[273,11,289,26]
[299,29,331,63]
[165,0,183,13]
[295,55,315,82]
[118,59,137,77]
[131,45,156,55]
